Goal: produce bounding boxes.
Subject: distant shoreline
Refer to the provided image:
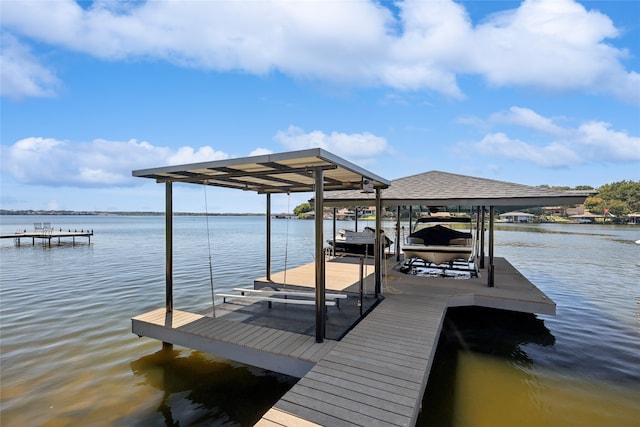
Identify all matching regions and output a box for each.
[0,210,265,217]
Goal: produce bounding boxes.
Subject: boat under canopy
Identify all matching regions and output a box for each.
[403,217,474,266]
[327,226,392,255]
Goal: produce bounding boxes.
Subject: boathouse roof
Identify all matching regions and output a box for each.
[323,170,589,207]
[132,148,390,193]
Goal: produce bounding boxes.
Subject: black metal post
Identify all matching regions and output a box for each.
[314,168,325,343]
[355,207,358,231]
[374,188,382,297]
[396,206,401,262]
[266,193,271,281]
[359,256,364,316]
[480,206,486,269]
[166,181,173,312]
[488,206,495,287]
[409,206,413,232]
[332,207,337,257]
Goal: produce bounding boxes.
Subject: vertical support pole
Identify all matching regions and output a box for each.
[332,207,337,257]
[314,168,325,343]
[266,193,271,281]
[488,206,495,287]
[475,206,481,263]
[409,206,413,232]
[354,207,358,231]
[166,181,173,312]
[480,206,486,269]
[359,256,364,316]
[374,187,382,297]
[396,206,401,262]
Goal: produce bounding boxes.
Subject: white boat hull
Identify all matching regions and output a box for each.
[403,244,472,265]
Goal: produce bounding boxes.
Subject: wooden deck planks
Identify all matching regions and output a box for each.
[255,259,371,292]
[133,256,557,426]
[133,308,337,379]
[267,297,446,426]
[309,364,421,399]
[295,378,414,417]
[280,389,411,427]
[256,408,324,427]
[302,371,417,407]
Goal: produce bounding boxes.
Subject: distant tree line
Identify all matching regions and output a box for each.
[584,181,639,216]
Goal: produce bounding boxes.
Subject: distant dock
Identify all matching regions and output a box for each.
[0,222,93,246]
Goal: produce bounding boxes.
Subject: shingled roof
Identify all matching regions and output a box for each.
[323,170,588,207]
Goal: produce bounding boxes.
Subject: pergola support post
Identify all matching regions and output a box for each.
[165,181,173,312]
[314,168,325,343]
[266,193,271,281]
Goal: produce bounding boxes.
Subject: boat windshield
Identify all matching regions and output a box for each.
[412,216,472,233]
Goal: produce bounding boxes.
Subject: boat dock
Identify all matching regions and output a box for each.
[129,149,582,426]
[0,223,93,246]
[133,255,554,426]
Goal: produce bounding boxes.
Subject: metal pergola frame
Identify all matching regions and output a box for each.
[133,148,390,343]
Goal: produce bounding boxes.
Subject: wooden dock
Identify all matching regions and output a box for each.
[257,295,446,426]
[132,255,555,426]
[132,308,338,378]
[0,229,93,246]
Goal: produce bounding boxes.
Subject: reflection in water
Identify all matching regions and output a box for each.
[450,353,640,427]
[130,347,296,426]
[1,217,638,425]
[418,307,640,427]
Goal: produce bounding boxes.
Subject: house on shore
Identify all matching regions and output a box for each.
[498,211,536,223]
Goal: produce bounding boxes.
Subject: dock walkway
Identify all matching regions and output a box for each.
[258,295,446,426]
[133,256,555,426]
[255,256,554,426]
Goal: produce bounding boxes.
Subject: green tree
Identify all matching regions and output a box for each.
[293,202,312,216]
[584,197,605,214]
[605,199,627,217]
[596,181,640,213]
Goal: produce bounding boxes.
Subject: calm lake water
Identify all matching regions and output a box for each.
[1,215,639,426]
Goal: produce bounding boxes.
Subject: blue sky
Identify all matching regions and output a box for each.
[1,0,639,213]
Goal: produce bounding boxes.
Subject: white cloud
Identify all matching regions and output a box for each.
[490,106,568,136]
[0,32,61,99]
[249,148,273,156]
[1,0,637,103]
[469,107,640,167]
[167,146,228,165]
[577,121,640,162]
[0,132,393,188]
[472,1,615,83]
[474,132,580,167]
[0,137,230,187]
[274,126,390,164]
